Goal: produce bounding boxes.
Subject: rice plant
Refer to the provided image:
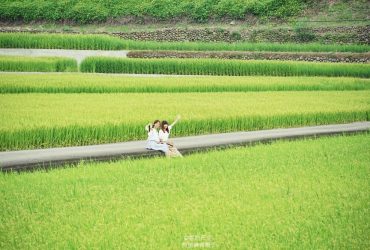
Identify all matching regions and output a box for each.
[0,91,369,151]
[0,56,78,72]
[0,73,369,93]
[1,133,369,248]
[80,57,370,78]
[0,33,369,53]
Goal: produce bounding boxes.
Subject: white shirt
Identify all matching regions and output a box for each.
[147,128,160,142]
[158,125,172,142]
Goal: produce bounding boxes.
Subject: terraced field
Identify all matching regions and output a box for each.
[1,28,369,249]
[1,133,369,248]
[0,56,77,72]
[1,73,369,93]
[1,32,369,52]
[1,90,369,150]
[80,57,370,77]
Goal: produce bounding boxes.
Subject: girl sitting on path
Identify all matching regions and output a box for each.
[159,115,183,158]
[145,119,170,157]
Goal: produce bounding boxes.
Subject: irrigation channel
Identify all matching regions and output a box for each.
[1,122,369,171]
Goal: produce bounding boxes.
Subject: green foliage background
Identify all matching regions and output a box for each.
[0,0,310,23]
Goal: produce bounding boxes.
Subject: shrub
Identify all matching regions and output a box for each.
[294,22,316,42]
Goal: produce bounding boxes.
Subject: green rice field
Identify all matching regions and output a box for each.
[1,32,369,53]
[1,73,369,93]
[0,56,78,72]
[80,57,370,77]
[2,55,368,78]
[1,133,369,248]
[0,91,369,151]
[1,22,370,249]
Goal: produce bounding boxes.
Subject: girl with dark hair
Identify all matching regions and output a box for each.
[145,119,170,156]
[159,115,182,157]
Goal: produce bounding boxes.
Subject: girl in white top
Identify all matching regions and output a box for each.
[145,119,169,156]
[158,115,180,143]
[159,115,182,157]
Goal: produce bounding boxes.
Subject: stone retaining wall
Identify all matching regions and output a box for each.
[127,51,370,63]
[113,25,370,44]
[1,25,369,44]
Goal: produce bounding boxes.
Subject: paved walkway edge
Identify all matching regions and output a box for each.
[1,122,369,171]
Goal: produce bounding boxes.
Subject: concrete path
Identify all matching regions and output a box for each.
[0,48,129,64]
[1,122,369,172]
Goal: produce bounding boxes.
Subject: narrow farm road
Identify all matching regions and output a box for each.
[1,121,369,171]
[0,48,129,64]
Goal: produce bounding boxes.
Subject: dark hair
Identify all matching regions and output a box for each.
[148,120,160,132]
[161,120,169,133]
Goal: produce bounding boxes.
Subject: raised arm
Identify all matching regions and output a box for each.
[145,123,152,132]
[170,115,181,127]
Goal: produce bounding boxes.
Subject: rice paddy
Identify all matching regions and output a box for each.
[80,57,370,77]
[0,91,369,151]
[1,73,369,93]
[1,22,369,249]
[1,32,369,53]
[0,56,78,72]
[1,133,369,248]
